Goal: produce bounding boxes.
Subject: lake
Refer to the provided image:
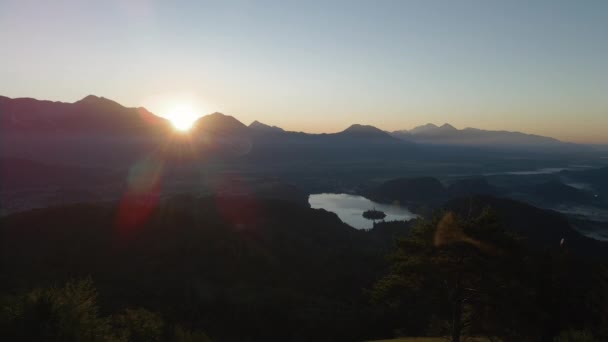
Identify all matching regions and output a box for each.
[309,193,418,230]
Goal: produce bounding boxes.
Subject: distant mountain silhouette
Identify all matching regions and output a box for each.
[337,124,398,140]
[0,95,169,137]
[2,95,577,149]
[392,123,567,147]
[247,122,411,163]
[249,120,285,133]
[0,95,178,166]
[408,123,440,134]
[0,95,591,168]
[192,112,249,136]
[1,95,418,166]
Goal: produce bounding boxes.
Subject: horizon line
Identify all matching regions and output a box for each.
[2,93,605,145]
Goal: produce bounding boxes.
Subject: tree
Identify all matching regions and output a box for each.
[372,208,533,342]
[113,308,164,342]
[0,279,212,342]
[0,278,120,342]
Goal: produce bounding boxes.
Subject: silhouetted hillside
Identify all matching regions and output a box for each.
[0,95,169,136]
[366,177,448,206]
[193,112,250,136]
[444,195,608,258]
[1,96,417,167]
[391,123,583,151]
[2,194,605,341]
[246,123,414,163]
[337,124,398,141]
[0,96,172,166]
[447,177,500,197]
[0,197,391,341]
[249,120,285,133]
[521,180,598,205]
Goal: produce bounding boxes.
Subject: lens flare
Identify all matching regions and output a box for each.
[115,156,164,242]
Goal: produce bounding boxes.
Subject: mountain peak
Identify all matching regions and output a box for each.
[75,95,122,109]
[79,95,101,102]
[249,120,284,133]
[339,124,398,141]
[193,112,248,134]
[77,95,112,104]
[390,122,570,148]
[440,123,456,130]
[342,124,384,133]
[410,123,439,134]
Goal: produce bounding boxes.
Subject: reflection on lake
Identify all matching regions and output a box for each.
[309,193,417,230]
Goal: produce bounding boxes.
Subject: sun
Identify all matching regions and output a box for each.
[165,105,198,131]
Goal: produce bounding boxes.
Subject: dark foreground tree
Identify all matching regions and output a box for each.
[0,279,211,342]
[372,208,537,342]
[0,278,116,342]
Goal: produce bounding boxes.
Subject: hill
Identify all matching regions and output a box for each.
[0,95,169,136]
[1,96,416,167]
[0,196,390,341]
[2,194,606,340]
[193,112,250,136]
[391,123,581,150]
[249,120,285,133]
[445,195,608,258]
[338,124,399,141]
[366,177,448,207]
[447,177,500,197]
[0,95,173,166]
[518,180,598,205]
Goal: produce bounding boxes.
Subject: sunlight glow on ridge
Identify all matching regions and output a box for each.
[166,104,198,131]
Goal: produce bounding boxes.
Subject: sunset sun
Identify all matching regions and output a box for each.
[166,105,198,131]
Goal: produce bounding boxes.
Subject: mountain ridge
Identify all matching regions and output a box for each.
[1,95,574,145]
[0,94,169,135]
[1,95,588,153]
[249,120,285,133]
[391,122,569,147]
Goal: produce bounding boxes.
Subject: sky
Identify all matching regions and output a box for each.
[1,0,607,143]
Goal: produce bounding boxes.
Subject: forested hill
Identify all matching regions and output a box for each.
[0,196,396,341]
[2,195,607,341]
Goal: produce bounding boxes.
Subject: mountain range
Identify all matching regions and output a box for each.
[1,95,574,142]
[391,123,566,147]
[0,95,168,137]
[0,95,588,167]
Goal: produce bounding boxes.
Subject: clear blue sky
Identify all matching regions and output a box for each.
[1,0,607,142]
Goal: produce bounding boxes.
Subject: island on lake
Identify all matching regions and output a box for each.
[362,208,387,220]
